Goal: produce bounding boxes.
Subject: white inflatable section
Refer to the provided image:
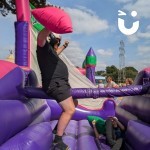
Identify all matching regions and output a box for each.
[30,28,42,86]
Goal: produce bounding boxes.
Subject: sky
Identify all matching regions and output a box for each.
[0,0,150,72]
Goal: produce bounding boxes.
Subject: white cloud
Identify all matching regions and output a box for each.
[63,41,85,67]
[96,48,114,71]
[123,0,150,18]
[138,46,150,55]
[127,34,139,43]
[96,61,107,71]
[97,49,113,57]
[65,7,109,35]
[75,5,96,16]
[115,0,132,3]
[137,32,150,39]
[127,59,150,71]
[127,45,150,71]
[128,26,150,43]
[147,25,150,30]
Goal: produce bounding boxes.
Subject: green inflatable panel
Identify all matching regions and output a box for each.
[86,56,96,66]
[87,116,106,134]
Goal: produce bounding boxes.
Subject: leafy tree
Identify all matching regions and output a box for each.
[96,65,138,83]
[125,66,138,80]
[125,66,138,73]
[105,65,119,82]
[95,70,105,76]
[0,0,16,16]
[0,0,46,16]
[29,0,46,8]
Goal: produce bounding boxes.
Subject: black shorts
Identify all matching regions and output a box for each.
[46,80,71,103]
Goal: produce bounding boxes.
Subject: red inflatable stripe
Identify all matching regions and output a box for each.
[0,60,18,79]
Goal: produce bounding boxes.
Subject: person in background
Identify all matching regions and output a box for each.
[125,78,133,86]
[105,117,125,150]
[118,83,123,87]
[105,76,119,88]
[98,79,105,88]
[36,27,75,150]
[92,117,125,150]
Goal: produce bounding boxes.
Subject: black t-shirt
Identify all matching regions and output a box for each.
[36,41,69,91]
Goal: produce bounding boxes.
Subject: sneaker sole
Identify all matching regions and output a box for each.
[54,148,70,150]
[50,143,70,150]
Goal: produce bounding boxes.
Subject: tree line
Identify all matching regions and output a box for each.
[95,65,138,83]
[0,0,46,16]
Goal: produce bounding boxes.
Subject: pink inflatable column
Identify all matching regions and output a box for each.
[15,0,30,22]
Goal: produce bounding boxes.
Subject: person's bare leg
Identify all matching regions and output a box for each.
[53,98,77,134]
[56,96,75,136]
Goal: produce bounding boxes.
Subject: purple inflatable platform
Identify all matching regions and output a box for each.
[0,61,150,150]
[0,60,115,150]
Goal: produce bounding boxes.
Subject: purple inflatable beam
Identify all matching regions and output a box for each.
[24,85,150,99]
[71,85,150,99]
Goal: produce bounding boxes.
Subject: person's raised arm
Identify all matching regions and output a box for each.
[56,41,69,55]
[105,118,116,147]
[37,28,51,47]
[113,117,125,131]
[92,120,100,139]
